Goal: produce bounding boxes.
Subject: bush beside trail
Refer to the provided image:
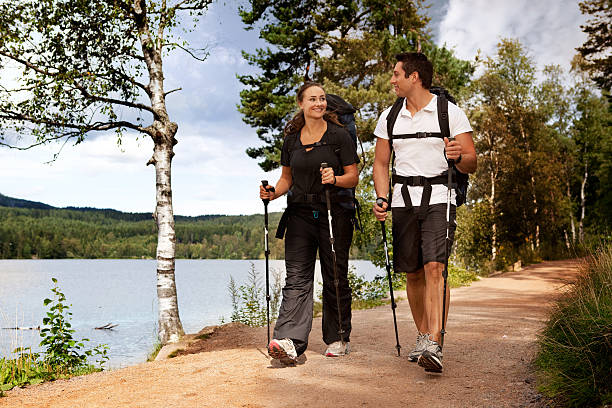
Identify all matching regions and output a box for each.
[535,244,612,407]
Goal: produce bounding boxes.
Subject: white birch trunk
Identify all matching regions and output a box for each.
[135,0,184,344]
[489,145,497,261]
[152,137,184,344]
[579,160,588,243]
[567,180,576,243]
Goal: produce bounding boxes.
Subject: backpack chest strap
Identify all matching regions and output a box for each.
[390,132,444,140]
[299,141,340,151]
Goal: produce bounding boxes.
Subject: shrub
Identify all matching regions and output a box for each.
[40,278,109,373]
[229,263,282,327]
[535,244,612,407]
[0,278,108,391]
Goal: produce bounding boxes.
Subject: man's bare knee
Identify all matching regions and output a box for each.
[424,262,444,282]
[405,269,425,285]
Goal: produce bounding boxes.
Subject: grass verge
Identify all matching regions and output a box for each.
[535,245,612,407]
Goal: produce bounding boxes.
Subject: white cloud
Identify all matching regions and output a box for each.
[0,122,284,216]
[438,0,588,73]
[7,1,591,218]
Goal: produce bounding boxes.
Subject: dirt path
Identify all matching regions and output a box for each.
[2,259,581,408]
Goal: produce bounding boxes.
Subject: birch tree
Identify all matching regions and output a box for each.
[0,0,213,344]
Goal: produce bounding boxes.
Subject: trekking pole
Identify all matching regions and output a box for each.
[321,163,345,344]
[441,140,455,349]
[376,198,401,357]
[261,180,272,346]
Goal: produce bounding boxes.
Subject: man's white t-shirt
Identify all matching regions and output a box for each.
[374,94,472,207]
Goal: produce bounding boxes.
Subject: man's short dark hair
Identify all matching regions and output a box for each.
[395,52,433,89]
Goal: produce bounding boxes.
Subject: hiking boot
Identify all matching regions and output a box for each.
[417,336,443,373]
[325,341,350,357]
[268,338,298,365]
[408,333,428,362]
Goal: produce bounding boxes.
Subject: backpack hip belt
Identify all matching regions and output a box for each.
[288,191,354,205]
[391,172,456,221]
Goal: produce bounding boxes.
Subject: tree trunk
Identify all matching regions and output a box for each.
[489,145,497,261]
[135,0,184,344]
[152,130,184,344]
[566,179,576,243]
[519,121,539,250]
[579,159,588,243]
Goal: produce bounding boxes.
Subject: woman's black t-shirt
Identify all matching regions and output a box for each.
[280,121,359,210]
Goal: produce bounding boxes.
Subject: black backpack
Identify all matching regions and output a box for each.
[386,86,469,207]
[326,94,358,149]
[326,94,363,228]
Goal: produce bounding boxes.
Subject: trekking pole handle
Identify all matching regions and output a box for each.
[376,197,388,211]
[321,162,331,187]
[261,180,274,205]
[446,136,456,166]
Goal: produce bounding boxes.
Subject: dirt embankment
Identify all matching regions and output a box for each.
[2,259,581,408]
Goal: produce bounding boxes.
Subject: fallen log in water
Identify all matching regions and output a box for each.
[94,323,118,330]
[1,326,41,330]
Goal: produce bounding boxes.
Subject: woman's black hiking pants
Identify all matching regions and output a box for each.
[273,206,353,356]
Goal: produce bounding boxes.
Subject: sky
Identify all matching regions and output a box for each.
[0,0,588,216]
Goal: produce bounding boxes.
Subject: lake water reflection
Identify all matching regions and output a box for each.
[0,259,383,368]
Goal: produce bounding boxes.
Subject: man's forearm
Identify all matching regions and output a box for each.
[373,161,390,199]
[455,153,477,174]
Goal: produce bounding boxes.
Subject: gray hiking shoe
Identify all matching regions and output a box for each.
[417,336,443,373]
[325,341,350,357]
[268,338,298,365]
[408,333,428,362]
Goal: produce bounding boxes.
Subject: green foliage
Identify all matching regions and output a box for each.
[0,278,108,391]
[229,263,283,327]
[0,205,380,260]
[0,349,51,391]
[571,70,612,237]
[535,244,612,407]
[453,202,494,271]
[146,341,163,362]
[459,38,611,272]
[39,278,109,373]
[0,0,212,148]
[447,264,479,288]
[577,0,612,92]
[238,0,473,170]
[348,266,386,302]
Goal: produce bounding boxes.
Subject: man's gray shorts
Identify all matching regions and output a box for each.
[391,204,456,273]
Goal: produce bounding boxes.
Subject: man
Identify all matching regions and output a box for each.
[372,52,476,373]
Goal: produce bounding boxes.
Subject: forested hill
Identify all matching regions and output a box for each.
[0,193,301,259]
[0,193,55,210]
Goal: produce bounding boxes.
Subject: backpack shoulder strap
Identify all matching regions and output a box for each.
[436,94,450,140]
[386,97,404,151]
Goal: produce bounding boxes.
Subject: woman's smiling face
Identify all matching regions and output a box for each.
[298,86,327,120]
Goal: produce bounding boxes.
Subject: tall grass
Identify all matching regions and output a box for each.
[535,244,612,407]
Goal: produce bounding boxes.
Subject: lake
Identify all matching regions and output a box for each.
[0,259,384,368]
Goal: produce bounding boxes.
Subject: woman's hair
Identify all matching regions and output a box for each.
[284,81,342,136]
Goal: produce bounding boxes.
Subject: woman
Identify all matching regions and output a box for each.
[259,82,359,364]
